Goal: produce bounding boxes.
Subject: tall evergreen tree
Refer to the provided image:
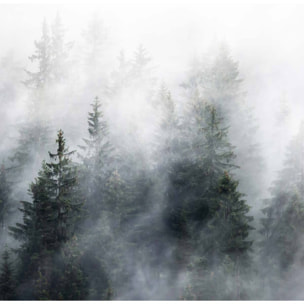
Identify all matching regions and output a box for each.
[10,130,84,299]
[78,96,115,217]
[182,45,264,207]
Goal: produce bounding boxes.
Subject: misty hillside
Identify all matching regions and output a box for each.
[1,2,304,300]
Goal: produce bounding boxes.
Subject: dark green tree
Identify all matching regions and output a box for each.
[163,102,253,299]
[0,249,16,300]
[0,164,10,230]
[182,45,264,209]
[10,130,84,299]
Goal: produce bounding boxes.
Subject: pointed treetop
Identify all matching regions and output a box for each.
[49,129,75,161]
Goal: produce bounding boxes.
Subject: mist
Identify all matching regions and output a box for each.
[0,2,304,300]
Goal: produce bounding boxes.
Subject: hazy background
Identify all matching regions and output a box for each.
[1,2,303,191]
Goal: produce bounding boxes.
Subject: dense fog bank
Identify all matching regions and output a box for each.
[1,3,304,300]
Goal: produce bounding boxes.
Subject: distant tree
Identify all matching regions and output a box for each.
[9,15,73,184]
[259,123,304,299]
[131,45,152,79]
[154,85,180,170]
[78,96,115,218]
[50,12,72,82]
[9,120,51,179]
[182,45,264,206]
[24,18,52,90]
[24,15,72,90]
[110,50,131,93]
[111,45,156,97]
[82,14,107,67]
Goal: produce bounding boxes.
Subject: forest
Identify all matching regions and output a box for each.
[0,3,304,300]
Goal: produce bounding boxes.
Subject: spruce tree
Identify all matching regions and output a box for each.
[24,15,71,89]
[50,13,72,82]
[78,96,114,217]
[24,18,51,90]
[82,14,107,69]
[10,130,83,299]
[163,102,253,299]
[0,249,16,300]
[259,123,304,299]
[0,164,9,230]
[182,45,264,208]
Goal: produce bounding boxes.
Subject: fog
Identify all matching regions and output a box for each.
[1,3,304,175]
[0,2,304,300]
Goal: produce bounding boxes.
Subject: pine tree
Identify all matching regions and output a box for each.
[50,13,72,82]
[259,123,304,299]
[166,104,237,238]
[182,45,264,208]
[10,130,83,299]
[24,15,71,89]
[154,85,180,170]
[163,102,253,299]
[82,14,107,68]
[0,249,16,300]
[0,164,10,230]
[131,45,152,80]
[111,50,131,92]
[78,96,114,218]
[24,18,51,90]
[54,236,88,300]
[9,120,51,180]
[213,172,253,258]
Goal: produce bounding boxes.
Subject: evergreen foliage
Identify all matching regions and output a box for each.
[0,164,10,230]
[0,249,16,300]
[259,123,304,298]
[10,130,84,299]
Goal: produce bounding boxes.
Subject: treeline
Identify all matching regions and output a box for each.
[0,14,302,300]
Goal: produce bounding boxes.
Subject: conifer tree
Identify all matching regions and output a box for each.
[111,50,131,92]
[0,164,9,230]
[166,104,236,238]
[0,249,16,300]
[259,123,304,298]
[78,96,114,217]
[10,130,83,299]
[24,15,71,89]
[155,85,180,170]
[82,14,107,68]
[50,13,72,82]
[163,102,253,299]
[9,120,51,179]
[24,18,51,90]
[131,45,152,80]
[182,45,264,207]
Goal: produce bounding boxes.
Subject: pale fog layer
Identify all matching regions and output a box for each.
[0,2,304,300]
[1,3,303,185]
